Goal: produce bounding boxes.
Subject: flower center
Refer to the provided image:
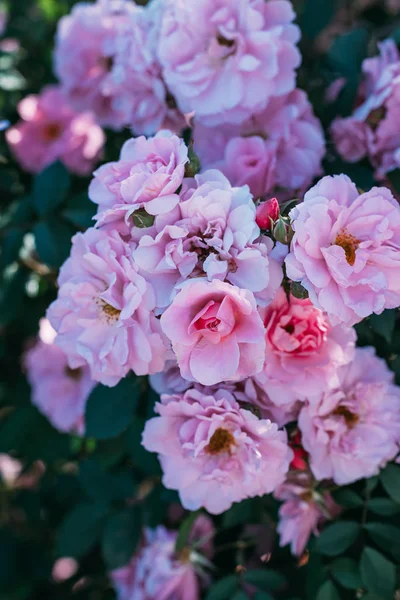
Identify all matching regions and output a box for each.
[42,123,62,142]
[64,366,83,381]
[98,55,114,72]
[205,428,235,455]
[282,322,295,335]
[367,106,386,130]
[332,405,359,428]
[299,490,314,503]
[334,230,359,266]
[96,298,121,323]
[178,547,191,563]
[216,33,235,48]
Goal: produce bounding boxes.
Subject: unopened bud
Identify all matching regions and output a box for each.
[132,208,155,229]
[256,197,280,231]
[290,281,309,300]
[184,144,201,178]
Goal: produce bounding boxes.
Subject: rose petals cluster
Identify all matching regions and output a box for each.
[46,228,168,387]
[331,39,400,179]
[142,386,293,514]
[194,89,325,199]
[158,0,301,126]
[6,86,104,175]
[24,319,95,434]
[285,174,400,325]
[111,517,214,600]
[298,347,400,485]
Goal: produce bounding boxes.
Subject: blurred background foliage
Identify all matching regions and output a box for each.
[0,1,400,599]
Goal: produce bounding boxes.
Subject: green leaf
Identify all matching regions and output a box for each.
[124,417,161,476]
[33,161,70,216]
[243,570,286,592]
[360,547,395,598]
[175,510,202,553]
[205,575,239,600]
[222,498,255,528]
[57,503,107,558]
[366,476,379,494]
[315,521,360,556]
[101,507,141,570]
[79,459,135,505]
[328,28,369,76]
[300,0,337,40]
[33,217,74,268]
[85,376,140,440]
[62,192,96,229]
[316,580,340,600]
[364,523,400,562]
[387,168,400,195]
[253,594,274,600]
[0,229,24,270]
[380,463,400,503]
[333,489,363,509]
[368,498,400,516]
[331,557,361,589]
[231,592,248,600]
[369,310,396,344]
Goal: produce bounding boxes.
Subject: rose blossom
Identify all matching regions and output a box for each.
[142,387,292,514]
[111,517,214,600]
[331,39,400,179]
[24,319,95,435]
[254,288,356,407]
[110,0,184,136]
[158,0,301,126]
[133,170,282,310]
[160,279,266,386]
[298,347,400,485]
[46,228,168,387]
[193,89,325,198]
[285,174,400,325]
[54,0,137,129]
[150,360,191,396]
[89,130,188,233]
[275,471,341,556]
[6,86,104,175]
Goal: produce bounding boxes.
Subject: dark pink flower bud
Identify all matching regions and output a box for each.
[256,197,280,230]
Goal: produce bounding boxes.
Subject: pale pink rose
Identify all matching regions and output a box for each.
[150,360,191,396]
[254,289,356,407]
[89,130,188,233]
[331,40,400,179]
[285,175,400,325]
[275,472,341,556]
[160,279,266,386]
[6,86,104,175]
[111,519,214,600]
[133,170,282,310]
[142,387,292,514]
[194,90,325,197]
[111,0,185,136]
[158,0,301,126]
[54,0,137,129]
[47,228,168,387]
[299,347,400,485]
[24,319,95,434]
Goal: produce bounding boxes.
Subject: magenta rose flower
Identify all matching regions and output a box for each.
[133,170,282,310]
[111,519,214,600]
[89,130,188,233]
[158,0,301,126]
[254,288,356,407]
[194,89,325,198]
[298,347,400,485]
[160,279,266,385]
[6,86,104,175]
[285,174,400,325]
[142,387,292,514]
[47,228,168,387]
[274,472,341,556]
[54,0,137,129]
[24,319,95,435]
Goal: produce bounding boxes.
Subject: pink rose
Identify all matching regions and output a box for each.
[89,130,188,233]
[6,86,104,175]
[142,387,292,514]
[160,279,266,386]
[133,170,282,310]
[285,174,400,325]
[24,319,95,434]
[54,0,138,129]
[158,0,301,126]
[194,89,325,198]
[299,347,400,485]
[254,288,356,406]
[47,228,168,387]
[275,472,341,556]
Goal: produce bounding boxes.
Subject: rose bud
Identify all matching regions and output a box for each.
[256,197,280,231]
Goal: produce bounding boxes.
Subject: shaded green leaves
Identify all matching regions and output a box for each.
[330,557,361,589]
[175,510,202,553]
[33,217,74,267]
[380,463,400,503]
[316,580,340,600]
[205,576,239,600]
[369,310,396,345]
[33,162,70,216]
[244,570,286,593]
[315,521,360,556]
[56,502,107,558]
[360,547,395,598]
[62,192,96,229]
[102,507,141,570]
[79,459,135,505]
